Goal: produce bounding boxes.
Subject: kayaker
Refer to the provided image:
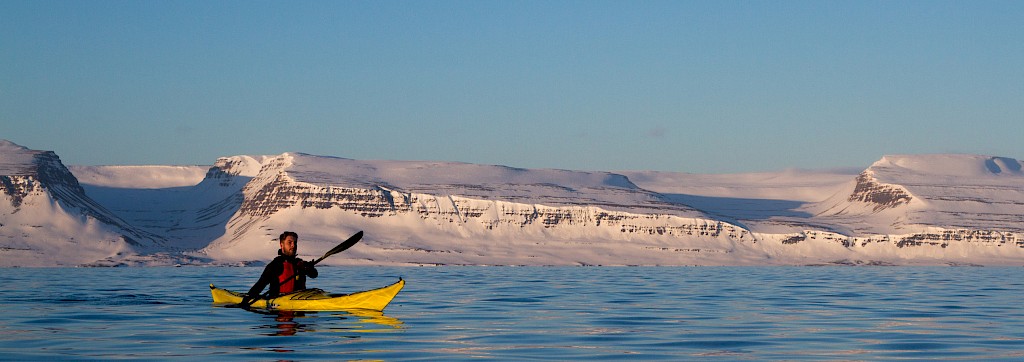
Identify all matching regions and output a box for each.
[237,231,319,308]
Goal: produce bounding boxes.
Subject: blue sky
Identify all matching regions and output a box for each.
[2,1,1022,173]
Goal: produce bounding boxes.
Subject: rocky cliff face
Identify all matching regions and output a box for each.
[213,153,744,246]
[1,145,73,208]
[770,228,1023,250]
[847,171,913,212]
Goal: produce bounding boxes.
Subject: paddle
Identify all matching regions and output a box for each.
[309,230,363,266]
[231,231,364,309]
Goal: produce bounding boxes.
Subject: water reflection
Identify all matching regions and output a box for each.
[246,309,404,337]
[268,310,303,336]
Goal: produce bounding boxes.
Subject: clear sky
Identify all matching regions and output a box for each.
[2,1,1022,173]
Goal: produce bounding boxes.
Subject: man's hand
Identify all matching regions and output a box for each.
[227,295,255,309]
[298,260,319,278]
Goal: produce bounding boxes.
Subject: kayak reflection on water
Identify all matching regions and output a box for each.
[244,308,404,336]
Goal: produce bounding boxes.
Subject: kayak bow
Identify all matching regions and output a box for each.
[210,278,404,312]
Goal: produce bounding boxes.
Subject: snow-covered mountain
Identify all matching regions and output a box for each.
[0,141,161,266]
[197,153,746,265]
[2,140,1022,266]
[806,155,1024,235]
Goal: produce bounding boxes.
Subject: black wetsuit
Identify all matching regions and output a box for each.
[240,253,318,306]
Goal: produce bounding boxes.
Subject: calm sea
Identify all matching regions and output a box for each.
[2,266,1023,360]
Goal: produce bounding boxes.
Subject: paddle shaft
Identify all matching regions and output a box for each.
[309,230,363,266]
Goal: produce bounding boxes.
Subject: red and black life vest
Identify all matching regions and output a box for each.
[278,259,298,294]
[274,258,305,292]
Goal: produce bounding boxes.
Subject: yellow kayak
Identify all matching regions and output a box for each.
[210,278,404,311]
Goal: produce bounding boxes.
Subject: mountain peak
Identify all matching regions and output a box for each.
[0,140,49,175]
[0,139,30,151]
[847,171,914,212]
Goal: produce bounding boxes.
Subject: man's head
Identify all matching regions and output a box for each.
[279,231,298,257]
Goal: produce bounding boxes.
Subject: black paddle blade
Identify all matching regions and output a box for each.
[313,230,363,265]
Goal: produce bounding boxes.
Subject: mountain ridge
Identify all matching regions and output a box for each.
[2,140,1022,266]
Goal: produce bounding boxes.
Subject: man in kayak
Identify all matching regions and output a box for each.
[237,231,318,308]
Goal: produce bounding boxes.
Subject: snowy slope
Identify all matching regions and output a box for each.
[282,153,707,215]
[71,156,269,250]
[69,165,209,189]
[620,169,856,234]
[621,168,858,202]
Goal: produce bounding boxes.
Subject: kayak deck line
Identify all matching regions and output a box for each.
[210,278,404,312]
